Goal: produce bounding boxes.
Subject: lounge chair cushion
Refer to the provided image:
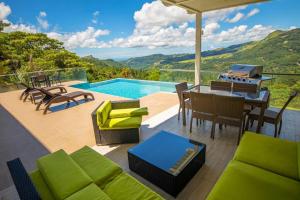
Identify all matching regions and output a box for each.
[103,172,164,200]
[70,146,122,189]
[109,107,148,118]
[65,184,111,200]
[206,160,300,200]
[29,170,55,200]
[234,132,299,180]
[97,101,112,126]
[100,117,142,130]
[37,149,93,200]
[298,143,300,180]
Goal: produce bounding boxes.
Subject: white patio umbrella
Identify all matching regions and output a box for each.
[160,0,269,85]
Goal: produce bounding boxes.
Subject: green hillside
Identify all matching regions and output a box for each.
[123,29,300,73]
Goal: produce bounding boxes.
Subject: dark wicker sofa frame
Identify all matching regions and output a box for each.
[91,100,141,145]
[7,158,41,200]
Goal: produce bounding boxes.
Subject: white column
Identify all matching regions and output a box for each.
[195,12,202,85]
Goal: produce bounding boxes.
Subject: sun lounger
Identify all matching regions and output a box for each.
[36,88,95,114]
[20,83,67,102]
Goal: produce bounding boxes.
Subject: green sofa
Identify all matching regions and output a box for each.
[8,146,163,200]
[91,100,148,145]
[207,132,300,200]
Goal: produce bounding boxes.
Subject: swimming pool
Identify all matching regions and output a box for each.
[71,78,178,99]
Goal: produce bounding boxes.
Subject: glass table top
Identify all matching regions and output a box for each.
[128,131,205,176]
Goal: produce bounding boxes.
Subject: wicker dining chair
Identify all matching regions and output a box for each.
[175,82,192,120]
[246,91,298,137]
[214,95,245,144]
[232,82,258,93]
[189,92,216,135]
[211,81,232,91]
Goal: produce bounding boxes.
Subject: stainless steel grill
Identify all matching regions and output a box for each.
[218,64,269,84]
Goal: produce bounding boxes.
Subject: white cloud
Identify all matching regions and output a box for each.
[47,27,110,49]
[203,22,220,35]
[0,2,11,21]
[37,11,49,30]
[207,24,274,46]
[203,6,247,25]
[247,8,260,18]
[134,0,193,29]
[226,12,244,23]
[39,11,47,17]
[4,22,37,33]
[92,11,99,24]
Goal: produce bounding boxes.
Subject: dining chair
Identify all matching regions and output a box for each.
[175,82,192,120]
[214,95,245,144]
[232,82,258,93]
[246,91,298,137]
[211,81,232,91]
[189,92,216,135]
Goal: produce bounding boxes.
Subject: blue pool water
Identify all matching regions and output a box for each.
[71,78,178,99]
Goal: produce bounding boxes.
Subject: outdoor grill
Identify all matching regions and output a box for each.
[218,64,266,85]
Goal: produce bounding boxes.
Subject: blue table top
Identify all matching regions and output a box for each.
[128,131,205,175]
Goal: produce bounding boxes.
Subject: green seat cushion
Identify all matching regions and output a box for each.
[207,160,300,200]
[29,170,55,200]
[65,184,111,200]
[70,146,122,189]
[234,132,299,180]
[103,172,164,200]
[100,117,142,130]
[97,101,112,126]
[37,149,93,200]
[109,107,148,118]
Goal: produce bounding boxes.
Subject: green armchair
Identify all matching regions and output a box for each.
[91,100,148,145]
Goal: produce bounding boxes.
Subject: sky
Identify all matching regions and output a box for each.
[0,0,300,59]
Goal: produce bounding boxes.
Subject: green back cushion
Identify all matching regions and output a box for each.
[103,172,164,200]
[65,183,111,200]
[207,160,300,200]
[234,132,299,180]
[37,149,93,200]
[70,146,122,189]
[29,170,55,200]
[97,101,112,127]
[100,117,142,130]
[109,107,148,118]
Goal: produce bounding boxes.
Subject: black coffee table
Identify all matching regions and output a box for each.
[128,131,206,197]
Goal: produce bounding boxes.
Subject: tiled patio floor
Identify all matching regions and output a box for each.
[0,83,299,200]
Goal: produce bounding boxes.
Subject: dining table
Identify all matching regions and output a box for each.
[181,85,270,133]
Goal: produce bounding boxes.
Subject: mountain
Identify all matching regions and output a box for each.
[81,55,129,68]
[121,43,251,69]
[122,29,300,73]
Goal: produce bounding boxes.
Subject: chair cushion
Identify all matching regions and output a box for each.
[97,101,112,127]
[109,107,148,118]
[29,170,55,200]
[100,117,142,130]
[70,146,122,189]
[103,172,164,200]
[37,149,93,200]
[298,143,300,179]
[207,160,300,200]
[65,184,111,200]
[234,132,299,180]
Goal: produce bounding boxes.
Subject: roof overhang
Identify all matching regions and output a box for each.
[161,0,269,13]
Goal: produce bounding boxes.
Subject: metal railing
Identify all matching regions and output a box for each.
[159,69,300,110]
[0,68,87,93]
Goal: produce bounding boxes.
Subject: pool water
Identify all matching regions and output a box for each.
[71,78,178,99]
